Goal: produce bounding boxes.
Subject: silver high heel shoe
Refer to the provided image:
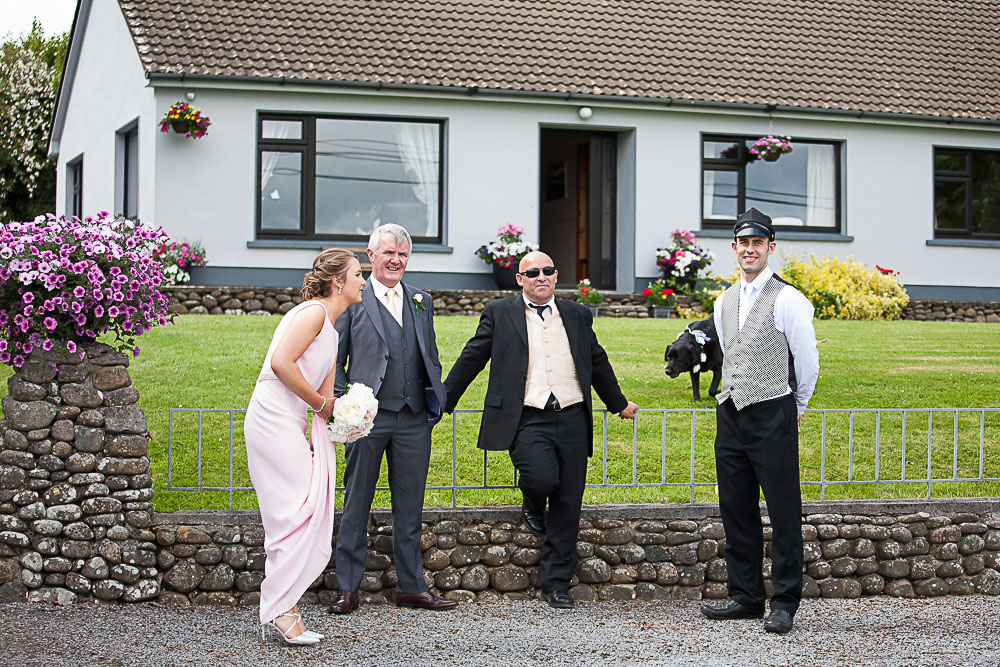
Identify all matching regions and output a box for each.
[261,612,321,645]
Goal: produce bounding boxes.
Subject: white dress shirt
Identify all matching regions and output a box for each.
[371,276,404,325]
[714,266,820,415]
[523,295,556,320]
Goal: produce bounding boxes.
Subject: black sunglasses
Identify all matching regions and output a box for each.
[518,266,556,278]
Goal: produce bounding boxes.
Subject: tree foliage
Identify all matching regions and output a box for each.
[0,20,68,222]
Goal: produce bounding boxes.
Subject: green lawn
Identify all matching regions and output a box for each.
[3,316,999,509]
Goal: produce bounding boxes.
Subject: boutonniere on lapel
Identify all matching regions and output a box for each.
[412,293,425,312]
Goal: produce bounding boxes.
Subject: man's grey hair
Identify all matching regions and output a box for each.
[368,223,412,252]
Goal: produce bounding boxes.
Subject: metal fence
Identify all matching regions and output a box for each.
[166,407,1000,509]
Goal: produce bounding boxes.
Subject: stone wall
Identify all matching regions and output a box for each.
[160,286,695,319]
[161,286,998,322]
[0,343,158,605]
[144,499,999,607]
[901,300,1000,323]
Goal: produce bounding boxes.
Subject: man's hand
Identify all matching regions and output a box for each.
[797,413,803,431]
[618,401,639,420]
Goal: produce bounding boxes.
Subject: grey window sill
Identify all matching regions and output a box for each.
[926,238,1000,249]
[247,239,453,253]
[698,228,854,242]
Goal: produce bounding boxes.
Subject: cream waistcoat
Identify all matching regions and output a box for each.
[523,302,584,408]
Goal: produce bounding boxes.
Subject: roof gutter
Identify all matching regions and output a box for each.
[48,0,91,159]
[145,72,1000,129]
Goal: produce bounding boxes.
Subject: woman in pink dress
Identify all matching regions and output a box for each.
[245,248,365,645]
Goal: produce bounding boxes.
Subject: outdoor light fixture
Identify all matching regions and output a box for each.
[578,106,593,120]
[185,92,196,101]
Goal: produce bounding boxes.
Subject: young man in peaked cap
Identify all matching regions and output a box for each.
[699,208,819,634]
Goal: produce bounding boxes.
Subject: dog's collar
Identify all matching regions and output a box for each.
[676,325,711,373]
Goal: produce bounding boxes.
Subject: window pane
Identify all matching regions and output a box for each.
[704,140,741,160]
[934,180,967,231]
[314,119,440,239]
[124,129,138,219]
[260,151,302,230]
[935,152,967,173]
[971,152,1000,234]
[746,144,836,228]
[703,170,738,220]
[262,120,302,140]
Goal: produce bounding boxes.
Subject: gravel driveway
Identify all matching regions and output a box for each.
[2,596,998,666]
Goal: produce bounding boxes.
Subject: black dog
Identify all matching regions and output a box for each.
[664,316,723,401]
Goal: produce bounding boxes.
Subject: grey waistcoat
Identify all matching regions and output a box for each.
[376,297,427,413]
[715,275,795,411]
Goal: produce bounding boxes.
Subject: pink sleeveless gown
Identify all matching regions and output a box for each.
[244,300,338,624]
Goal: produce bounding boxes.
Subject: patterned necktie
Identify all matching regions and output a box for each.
[530,303,547,321]
[386,289,402,326]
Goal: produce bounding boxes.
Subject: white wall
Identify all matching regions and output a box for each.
[54,1,155,221]
[145,83,1000,289]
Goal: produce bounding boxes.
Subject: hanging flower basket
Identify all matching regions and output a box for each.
[160,101,211,139]
[749,135,793,162]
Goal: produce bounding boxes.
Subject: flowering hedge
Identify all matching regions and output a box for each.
[780,254,909,320]
[0,212,174,369]
[655,229,715,293]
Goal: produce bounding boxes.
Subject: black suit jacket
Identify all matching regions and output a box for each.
[443,296,628,456]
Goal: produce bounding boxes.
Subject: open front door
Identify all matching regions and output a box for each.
[539,130,617,289]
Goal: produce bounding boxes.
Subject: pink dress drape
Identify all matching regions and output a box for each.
[244,300,338,624]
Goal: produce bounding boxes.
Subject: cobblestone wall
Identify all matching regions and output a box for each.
[161,286,998,322]
[0,343,158,605]
[141,499,999,607]
[901,300,1000,322]
[160,286,694,319]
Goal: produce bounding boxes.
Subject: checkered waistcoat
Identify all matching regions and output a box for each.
[714,274,795,411]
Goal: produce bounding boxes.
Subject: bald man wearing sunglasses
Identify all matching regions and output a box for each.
[444,251,638,609]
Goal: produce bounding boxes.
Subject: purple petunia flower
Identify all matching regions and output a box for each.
[43,317,57,330]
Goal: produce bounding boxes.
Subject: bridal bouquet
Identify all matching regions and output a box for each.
[327,383,379,444]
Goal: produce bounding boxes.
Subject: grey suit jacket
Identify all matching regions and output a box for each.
[334,279,446,422]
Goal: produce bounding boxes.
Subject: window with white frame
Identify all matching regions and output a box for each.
[257,114,444,243]
[701,135,841,232]
[934,147,1000,239]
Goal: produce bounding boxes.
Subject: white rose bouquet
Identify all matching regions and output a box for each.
[327,383,379,444]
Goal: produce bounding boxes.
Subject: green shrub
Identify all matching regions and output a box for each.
[780,254,909,320]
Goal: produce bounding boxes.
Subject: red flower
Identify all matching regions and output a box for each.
[662,288,674,295]
[580,286,589,293]
[642,288,653,297]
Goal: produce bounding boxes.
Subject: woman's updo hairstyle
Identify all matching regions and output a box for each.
[301,248,357,300]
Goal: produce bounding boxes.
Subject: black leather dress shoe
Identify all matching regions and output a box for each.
[328,590,359,614]
[700,600,765,620]
[395,591,459,610]
[521,500,547,536]
[539,590,575,609]
[763,609,794,634]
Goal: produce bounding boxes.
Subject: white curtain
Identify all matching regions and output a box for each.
[395,124,440,236]
[806,145,835,227]
[260,123,292,195]
[703,170,716,219]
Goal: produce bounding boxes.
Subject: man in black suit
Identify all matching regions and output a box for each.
[444,251,638,609]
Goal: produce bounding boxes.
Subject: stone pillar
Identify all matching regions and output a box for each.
[0,341,158,604]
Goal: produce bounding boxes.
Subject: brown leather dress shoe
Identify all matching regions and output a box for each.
[395,591,459,611]
[328,590,359,615]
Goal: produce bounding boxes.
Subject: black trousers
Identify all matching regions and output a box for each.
[508,404,589,594]
[336,406,431,594]
[714,394,803,614]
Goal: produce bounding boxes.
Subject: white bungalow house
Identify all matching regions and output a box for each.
[49,0,1000,298]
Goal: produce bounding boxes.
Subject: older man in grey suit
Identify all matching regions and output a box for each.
[328,223,456,613]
